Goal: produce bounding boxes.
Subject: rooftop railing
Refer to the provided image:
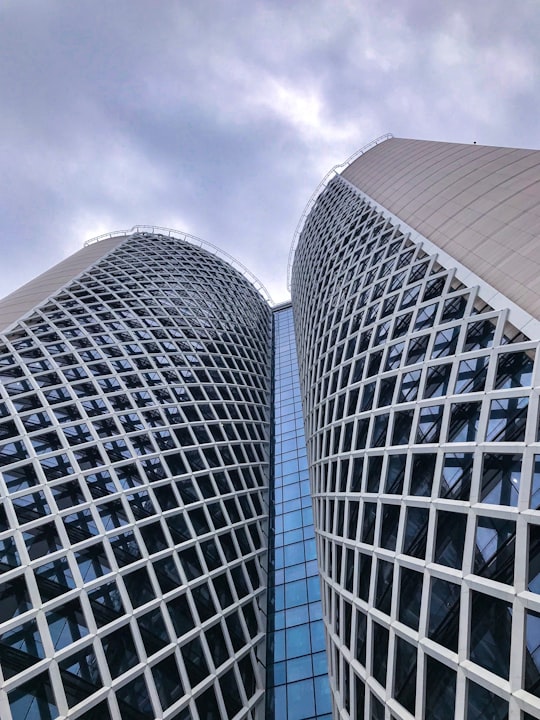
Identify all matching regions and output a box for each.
[85,225,273,304]
[287,133,393,290]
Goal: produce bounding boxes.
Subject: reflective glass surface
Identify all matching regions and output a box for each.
[266,305,331,720]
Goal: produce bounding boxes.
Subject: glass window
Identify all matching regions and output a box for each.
[469,591,512,678]
[447,402,481,442]
[432,326,460,358]
[374,560,393,615]
[528,524,540,594]
[399,567,423,631]
[46,599,88,649]
[409,453,436,496]
[372,622,389,687]
[524,609,540,698]
[455,356,488,393]
[392,410,414,445]
[464,319,496,351]
[467,681,508,719]
[425,656,456,720]
[403,507,429,559]
[59,646,102,707]
[102,625,139,678]
[398,369,421,402]
[406,335,429,365]
[434,511,466,569]
[9,671,58,720]
[356,611,367,666]
[441,294,467,322]
[380,505,400,550]
[424,363,451,398]
[486,397,528,442]
[416,405,443,444]
[152,654,184,709]
[428,577,460,652]
[532,456,540,509]
[0,618,44,679]
[480,453,521,506]
[393,636,416,714]
[439,452,473,500]
[495,351,534,389]
[385,454,406,494]
[474,516,515,584]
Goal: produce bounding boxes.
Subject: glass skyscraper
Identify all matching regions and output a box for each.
[1,137,540,720]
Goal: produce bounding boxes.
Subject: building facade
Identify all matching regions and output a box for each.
[0,231,273,720]
[290,137,540,719]
[0,137,540,720]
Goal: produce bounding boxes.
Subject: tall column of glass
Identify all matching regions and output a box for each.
[266,304,331,720]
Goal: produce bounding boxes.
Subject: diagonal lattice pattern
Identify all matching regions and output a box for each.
[0,232,271,720]
[291,174,540,719]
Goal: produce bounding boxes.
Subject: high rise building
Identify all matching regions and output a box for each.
[0,231,273,720]
[290,137,540,720]
[0,136,540,720]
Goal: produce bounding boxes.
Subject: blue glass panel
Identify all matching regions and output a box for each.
[287,605,310,627]
[315,674,333,712]
[310,622,326,652]
[286,624,311,656]
[288,655,313,682]
[267,306,330,718]
[288,678,316,717]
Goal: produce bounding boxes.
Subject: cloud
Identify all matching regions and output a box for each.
[0,0,539,305]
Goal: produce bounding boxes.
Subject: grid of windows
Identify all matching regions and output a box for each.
[0,233,271,720]
[291,175,540,719]
[266,305,331,719]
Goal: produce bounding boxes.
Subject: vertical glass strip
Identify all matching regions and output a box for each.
[266,304,332,720]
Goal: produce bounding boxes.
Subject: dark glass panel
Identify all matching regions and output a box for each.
[434,511,466,569]
[425,656,456,720]
[410,453,436,496]
[486,397,528,442]
[116,674,154,719]
[372,622,388,687]
[403,507,429,559]
[474,516,515,584]
[59,646,102,707]
[102,625,139,677]
[380,505,400,550]
[439,452,473,500]
[455,356,488,393]
[152,654,184,709]
[182,636,210,687]
[393,636,416,714]
[398,567,423,631]
[469,591,512,678]
[416,405,443,444]
[428,577,460,652]
[8,671,58,720]
[374,560,393,615]
[495,351,534,389]
[447,402,481,442]
[467,680,508,720]
[424,363,451,398]
[480,453,521,506]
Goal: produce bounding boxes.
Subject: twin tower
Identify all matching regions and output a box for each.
[0,137,539,719]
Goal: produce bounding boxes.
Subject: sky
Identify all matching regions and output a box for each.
[1,0,539,304]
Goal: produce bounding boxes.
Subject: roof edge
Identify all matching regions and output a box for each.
[85,225,273,305]
[287,133,394,289]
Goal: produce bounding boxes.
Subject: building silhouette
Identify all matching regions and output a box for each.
[1,136,540,719]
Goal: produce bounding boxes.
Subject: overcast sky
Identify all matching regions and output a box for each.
[1,1,539,303]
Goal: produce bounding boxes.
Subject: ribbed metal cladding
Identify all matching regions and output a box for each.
[291,174,540,719]
[0,232,271,720]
